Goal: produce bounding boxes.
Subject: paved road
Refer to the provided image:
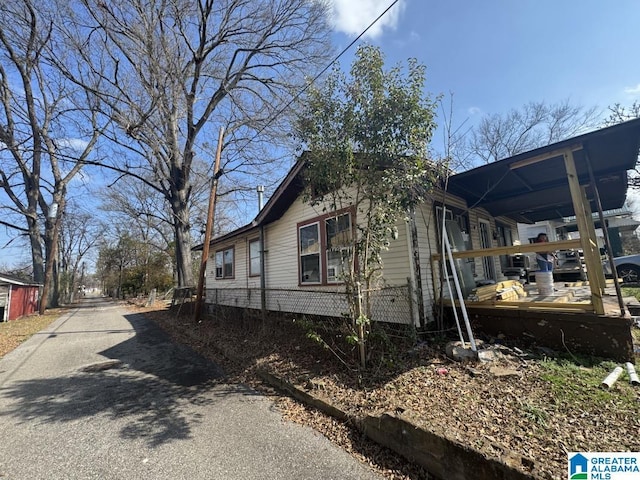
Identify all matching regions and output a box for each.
[0,296,382,480]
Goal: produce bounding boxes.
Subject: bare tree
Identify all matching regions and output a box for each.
[57,204,101,303]
[0,0,108,309]
[605,101,640,190]
[605,101,640,126]
[465,99,601,165]
[56,0,333,287]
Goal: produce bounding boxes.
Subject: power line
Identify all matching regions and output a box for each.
[226,0,401,165]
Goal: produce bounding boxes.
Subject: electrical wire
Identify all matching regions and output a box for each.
[225,0,401,165]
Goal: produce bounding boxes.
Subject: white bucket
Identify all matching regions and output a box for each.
[535,271,554,295]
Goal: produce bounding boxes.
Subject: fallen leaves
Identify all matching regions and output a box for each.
[141,305,640,480]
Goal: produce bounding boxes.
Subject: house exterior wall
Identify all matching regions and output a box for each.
[0,285,8,322]
[469,207,514,283]
[262,193,412,290]
[203,186,518,328]
[205,228,261,290]
[6,285,39,321]
[413,193,520,323]
[205,193,413,324]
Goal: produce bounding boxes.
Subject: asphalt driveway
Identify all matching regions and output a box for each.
[0,296,382,480]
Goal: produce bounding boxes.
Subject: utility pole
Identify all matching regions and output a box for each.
[194,127,224,322]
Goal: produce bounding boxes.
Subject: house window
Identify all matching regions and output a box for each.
[249,239,261,276]
[215,246,234,279]
[326,213,352,282]
[435,203,475,277]
[299,222,320,283]
[298,210,353,285]
[496,223,514,271]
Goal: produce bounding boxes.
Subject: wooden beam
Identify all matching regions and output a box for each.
[563,149,604,315]
[581,187,607,293]
[509,144,583,170]
[431,239,581,261]
[440,298,594,312]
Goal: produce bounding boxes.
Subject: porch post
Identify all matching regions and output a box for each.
[580,187,607,293]
[563,149,604,314]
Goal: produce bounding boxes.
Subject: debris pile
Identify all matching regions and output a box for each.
[467,280,527,302]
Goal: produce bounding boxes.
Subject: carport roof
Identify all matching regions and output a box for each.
[446,118,640,223]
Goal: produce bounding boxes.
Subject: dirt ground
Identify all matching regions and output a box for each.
[0,309,65,358]
[135,302,640,480]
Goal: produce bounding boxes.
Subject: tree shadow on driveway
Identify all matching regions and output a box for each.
[0,311,259,448]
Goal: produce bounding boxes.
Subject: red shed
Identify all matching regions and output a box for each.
[0,274,42,322]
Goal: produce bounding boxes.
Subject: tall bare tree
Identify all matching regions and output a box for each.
[57,0,333,287]
[605,101,640,126]
[605,101,640,190]
[57,204,101,303]
[465,99,600,166]
[0,0,107,309]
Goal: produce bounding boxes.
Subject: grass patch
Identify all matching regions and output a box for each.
[519,401,549,426]
[0,310,63,358]
[539,355,637,410]
[621,286,640,301]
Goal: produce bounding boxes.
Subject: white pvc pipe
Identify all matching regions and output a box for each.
[443,231,477,351]
[625,362,640,386]
[601,366,623,389]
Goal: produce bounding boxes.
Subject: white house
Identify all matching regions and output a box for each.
[198,154,519,328]
[196,118,640,360]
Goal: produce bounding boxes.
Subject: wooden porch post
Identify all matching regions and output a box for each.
[580,187,607,293]
[563,149,604,314]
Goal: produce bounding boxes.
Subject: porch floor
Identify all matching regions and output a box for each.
[457,279,638,317]
[523,281,637,316]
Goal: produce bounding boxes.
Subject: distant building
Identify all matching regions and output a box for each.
[0,274,42,321]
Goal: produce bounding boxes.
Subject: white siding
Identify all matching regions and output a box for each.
[205,228,261,290]
[206,191,413,324]
[264,197,327,289]
[207,187,527,327]
[264,195,411,290]
[414,200,438,322]
[379,220,410,286]
[414,192,522,321]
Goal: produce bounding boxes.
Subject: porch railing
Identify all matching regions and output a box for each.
[430,238,613,315]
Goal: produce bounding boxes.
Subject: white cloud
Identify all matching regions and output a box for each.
[330,0,406,38]
[468,106,482,116]
[56,138,90,152]
[624,83,640,95]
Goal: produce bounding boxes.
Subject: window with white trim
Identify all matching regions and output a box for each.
[298,211,353,285]
[249,239,261,276]
[299,222,320,283]
[215,247,234,279]
[326,213,352,282]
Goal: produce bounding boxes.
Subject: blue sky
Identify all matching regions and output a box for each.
[330,0,640,153]
[3,0,640,270]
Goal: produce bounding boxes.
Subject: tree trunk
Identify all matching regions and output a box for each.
[40,197,64,312]
[171,188,194,288]
[28,219,45,284]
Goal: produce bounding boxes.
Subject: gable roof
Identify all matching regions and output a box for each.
[0,273,41,286]
[446,117,640,223]
[196,118,640,249]
[192,157,305,251]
